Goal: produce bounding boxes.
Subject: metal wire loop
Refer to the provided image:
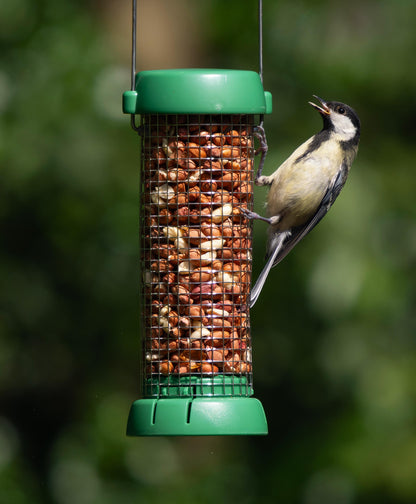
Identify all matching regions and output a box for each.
[130,0,140,132]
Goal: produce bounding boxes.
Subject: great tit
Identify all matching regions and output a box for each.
[244,96,361,308]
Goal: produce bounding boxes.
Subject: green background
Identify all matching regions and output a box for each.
[1,0,416,503]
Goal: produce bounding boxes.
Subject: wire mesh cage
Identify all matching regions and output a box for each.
[123,69,271,435]
[142,113,254,395]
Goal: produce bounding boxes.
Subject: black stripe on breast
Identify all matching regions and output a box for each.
[294,129,331,164]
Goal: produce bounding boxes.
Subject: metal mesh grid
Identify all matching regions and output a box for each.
[139,114,255,397]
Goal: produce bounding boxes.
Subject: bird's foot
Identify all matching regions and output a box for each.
[240,207,273,224]
[254,124,268,153]
[254,123,269,182]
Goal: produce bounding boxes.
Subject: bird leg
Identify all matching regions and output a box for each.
[240,207,277,225]
[254,122,268,184]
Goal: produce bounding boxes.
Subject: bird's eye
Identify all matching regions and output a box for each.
[337,107,346,114]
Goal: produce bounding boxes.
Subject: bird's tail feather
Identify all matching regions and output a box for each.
[249,231,290,308]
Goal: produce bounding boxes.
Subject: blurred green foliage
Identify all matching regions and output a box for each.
[1,0,416,503]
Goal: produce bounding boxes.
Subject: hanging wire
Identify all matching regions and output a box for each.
[255,0,268,180]
[131,0,137,91]
[130,0,140,132]
[258,0,266,138]
[259,0,263,84]
[129,0,264,132]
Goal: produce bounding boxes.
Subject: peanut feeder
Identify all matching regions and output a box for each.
[123,69,272,435]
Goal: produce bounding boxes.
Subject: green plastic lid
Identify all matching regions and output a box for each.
[123,69,272,115]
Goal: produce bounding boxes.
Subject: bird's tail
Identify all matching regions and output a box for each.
[249,231,290,308]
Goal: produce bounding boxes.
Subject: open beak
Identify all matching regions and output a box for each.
[309,95,331,115]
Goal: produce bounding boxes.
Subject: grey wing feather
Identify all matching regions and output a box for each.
[268,162,349,268]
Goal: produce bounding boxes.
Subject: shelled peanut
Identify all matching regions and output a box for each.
[140,114,255,377]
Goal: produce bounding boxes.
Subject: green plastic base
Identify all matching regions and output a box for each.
[127,397,268,436]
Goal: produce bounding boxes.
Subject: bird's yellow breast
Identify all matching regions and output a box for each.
[266,139,344,230]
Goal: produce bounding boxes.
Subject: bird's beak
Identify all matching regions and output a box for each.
[309,95,331,115]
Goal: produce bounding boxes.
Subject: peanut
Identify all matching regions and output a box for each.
[211,204,233,223]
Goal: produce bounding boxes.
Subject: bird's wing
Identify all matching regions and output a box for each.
[250,231,291,308]
[269,162,349,268]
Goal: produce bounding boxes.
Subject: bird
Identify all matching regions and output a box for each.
[243,96,360,308]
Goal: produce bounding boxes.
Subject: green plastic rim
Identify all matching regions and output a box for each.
[143,375,253,398]
[122,69,272,115]
[126,397,268,436]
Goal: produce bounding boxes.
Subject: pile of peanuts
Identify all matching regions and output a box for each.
[141,114,255,379]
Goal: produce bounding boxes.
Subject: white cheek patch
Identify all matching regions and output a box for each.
[331,113,356,141]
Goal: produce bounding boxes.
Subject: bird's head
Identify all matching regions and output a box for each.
[309,95,360,144]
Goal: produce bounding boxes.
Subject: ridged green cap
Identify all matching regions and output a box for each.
[126,377,268,436]
[126,397,268,436]
[123,69,272,115]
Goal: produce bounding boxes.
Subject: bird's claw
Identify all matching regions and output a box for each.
[240,207,273,224]
[254,123,268,182]
[240,207,257,220]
